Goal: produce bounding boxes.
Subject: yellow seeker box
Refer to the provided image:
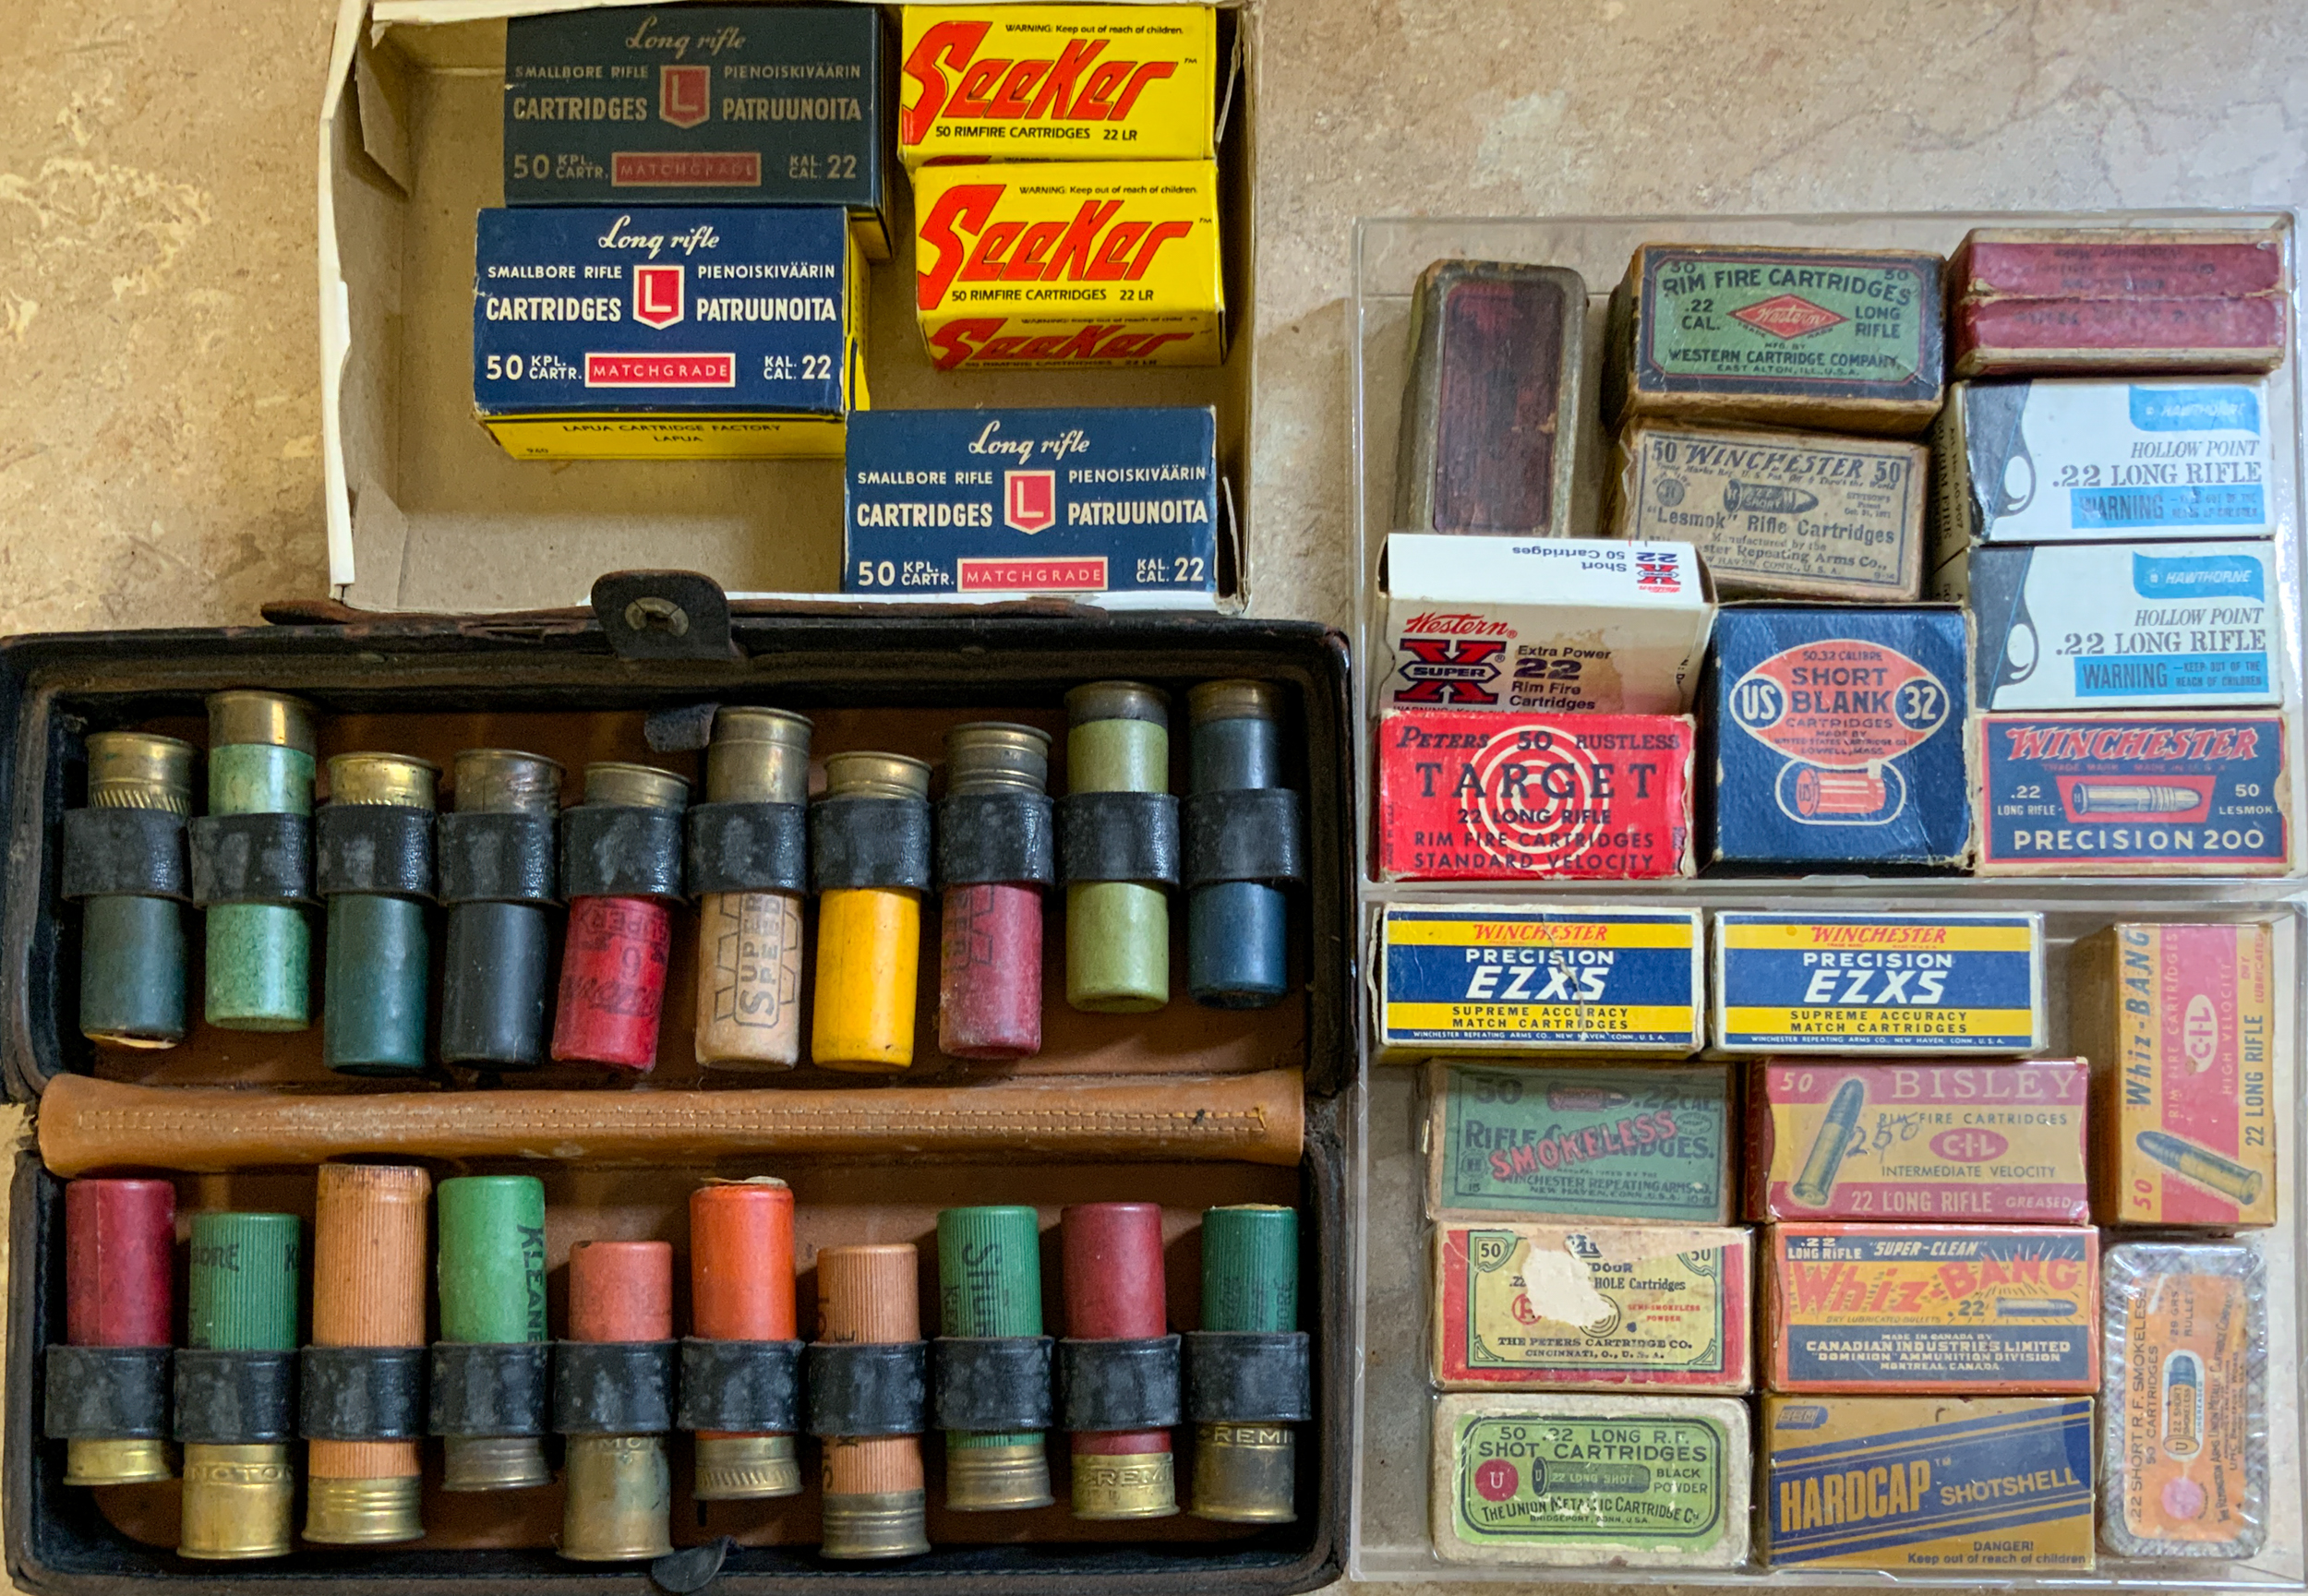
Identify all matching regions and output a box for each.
[912,160,1225,370]
[898,5,1218,167]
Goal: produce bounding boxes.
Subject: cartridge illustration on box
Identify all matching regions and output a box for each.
[843,407,1218,598]
[1378,904,1704,1055]
[1701,605,1972,868]
[501,6,892,258]
[473,207,861,460]
[1974,712,2291,874]
[1713,911,2046,1055]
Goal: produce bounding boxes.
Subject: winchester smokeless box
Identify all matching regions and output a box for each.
[502,6,892,258]
[842,406,1218,598]
[1713,911,2046,1055]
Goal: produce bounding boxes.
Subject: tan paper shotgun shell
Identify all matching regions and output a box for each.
[1608,423,1926,599]
[1394,260,1586,537]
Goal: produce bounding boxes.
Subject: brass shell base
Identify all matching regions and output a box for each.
[442,1434,553,1493]
[64,1436,174,1486]
[303,1473,425,1544]
[559,1434,673,1562]
[943,1441,1053,1511]
[692,1434,803,1501]
[176,1444,294,1560]
[1190,1422,1297,1522]
[1070,1450,1178,1519]
[820,1489,932,1558]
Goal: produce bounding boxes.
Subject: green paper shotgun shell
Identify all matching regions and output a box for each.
[179,1212,302,1561]
[1193,1204,1299,1522]
[77,731,198,1049]
[1065,682,1172,1014]
[936,1206,1052,1510]
[437,1176,551,1491]
[203,692,318,1032]
[320,753,439,1075]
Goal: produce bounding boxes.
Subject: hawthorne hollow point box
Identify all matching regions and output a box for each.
[842,406,1219,601]
[1713,911,2046,1055]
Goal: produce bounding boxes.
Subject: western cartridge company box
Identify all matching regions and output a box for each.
[1747,1060,2090,1224]
[1942,540,2281,712]
[1701,606,1972,869]
[842,406,1218,598]
[1713,911,2046,1055]
[1378,904,1705,1055]
[472,206,861,460]
[501,6,892,258]
[1973,712,2291,875]
[1374,709,1695,881]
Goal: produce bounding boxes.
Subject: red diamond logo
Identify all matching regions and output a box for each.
[1730,294,1845,340]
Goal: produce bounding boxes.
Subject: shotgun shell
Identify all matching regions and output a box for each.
[690,1180,803,1499]
[697,709,812,1072]
[1062,1201,1176,1518]
[936,1206,1052,1509]
[179,1212,302,1561]
[561,1240,675,1561]
[1192,1204,1298,1521]
[1186,681,1290,1010]
[811,753,932,1073]
[437,1175,551,1491]
[321,754,439,1076]
[553,762,689,1071]
[62,1177,177,1485]
[305,1164,430,1544]
[1065,683,1171,1014]
[203,691,317,1032]
[939,725,1052,1062]
[77,732,198,1050]
[818,1242,931,1558]
[440,749,564,1070]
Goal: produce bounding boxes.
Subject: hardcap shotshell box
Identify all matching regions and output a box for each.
[1699,605,1973,870]
[896,4,1219,167]
[911,159,1224,370]
[1373,708,1696,882]
[841,406,1220,600]
[1424,1062,1733,1225]
[1433,1222,1753,1393]
[1712,911,2047,1056]
[1760,1395,2096,1570]
[501,6,894,259]
[471,206,863,460]
[1376,903,1705,1056]
[1939,539,2282,712]
[1972,710,2292,875]
[2071,922,2278,1228]
[1931,377,2278,549]
[1746,1059,2090,1224]
[1604,244,1945,436]
[1607,423,1928,601]
[1432,1392,1752,1568]
[1762,1223,2099,1394]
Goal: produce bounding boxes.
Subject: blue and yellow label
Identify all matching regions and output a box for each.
[1713,912,2043,1053]
[1380,906,1703,1054]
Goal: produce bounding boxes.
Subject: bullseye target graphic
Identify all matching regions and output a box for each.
[1465,727,1612,869]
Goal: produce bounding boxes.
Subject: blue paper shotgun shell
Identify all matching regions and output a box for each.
[1713,911,2045,1054]
[1701,606,1972,869]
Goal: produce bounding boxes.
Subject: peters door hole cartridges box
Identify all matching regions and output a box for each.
[1713,911,2046,1056]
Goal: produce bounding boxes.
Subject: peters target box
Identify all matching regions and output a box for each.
[842,406,1218,599]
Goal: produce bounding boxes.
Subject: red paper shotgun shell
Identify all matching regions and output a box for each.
[690,1182,802,1501]
[553,897,672,1070]
[569,1240,674,1343]
[66,1178,175,1348]
[1062,1202,1176,1519]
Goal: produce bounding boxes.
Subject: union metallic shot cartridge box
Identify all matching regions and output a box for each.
[1763,1223,2098,1394]
[1605,244,1944,435]
[1378,904,1703,1055]
[1434,1392,1752,1568]
[1941,540,2281,713]
[842,406,1218,598]
[1973,711,2292,876]
[1609,423,1927,601]
[502,6,893,258]
[911,159,1223,370]
[896,5,1218,167]
[472,206,861,460]
[1713,911,2046,1055]
[1701,606,1973,869]
[1761,1395,2096,1570]
[1425,1062,1732,1224]
[1374,708,1696,882]
[2072,922,2276,1228]
[1379,534,1714,714]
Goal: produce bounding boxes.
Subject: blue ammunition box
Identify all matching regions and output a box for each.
[844,407,1220,600]
[1701,605,1972,869]
[1713,911,2045,1054]
[473,206,860,461]
[503,6,892,258]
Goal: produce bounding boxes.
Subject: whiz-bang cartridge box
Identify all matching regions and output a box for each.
[1379,535,1715,714]
[842,406,1218,598]
[1943,539,2281,712]
[472,207,861,460]
[912,160,1223,370]
[1378,904,1704,1055]
[501,6,892,258]
[1713,911,2046,1055]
